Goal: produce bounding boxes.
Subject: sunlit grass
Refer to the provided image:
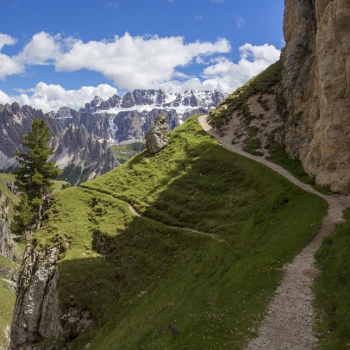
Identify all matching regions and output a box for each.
[31,116,327,349]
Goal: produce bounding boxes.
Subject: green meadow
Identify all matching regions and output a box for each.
[313,208,350,349]
[32,116,327,349]
[0,174,19,349]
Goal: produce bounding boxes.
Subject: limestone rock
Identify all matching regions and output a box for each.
[10,245,62,349]
[145,114,171,154]
[10,244,93,349]
[282,0,350,193]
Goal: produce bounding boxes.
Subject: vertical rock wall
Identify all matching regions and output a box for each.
[10,245,62,349]
[10,243,94,349]
[283,0,350,193]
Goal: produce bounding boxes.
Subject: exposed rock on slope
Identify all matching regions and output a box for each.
[282,0,350,193]
[0,194,16,261]
[0,177,22,263]
[10,244,93,349]
[10,245,61,349]
[145,114,171,153]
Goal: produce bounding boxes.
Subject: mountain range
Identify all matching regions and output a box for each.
[0,90,226,184]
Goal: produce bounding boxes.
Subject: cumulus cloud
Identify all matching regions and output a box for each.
[0,32,231,89]
[54,33,231,90]
[0,31,280,110]
[200,43,280,92]
[0,83,118,112]
[0,33,24,79]
[16,32,62,65]
[0,33,17,50]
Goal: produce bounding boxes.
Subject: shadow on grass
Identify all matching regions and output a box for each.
[34,117,328,350]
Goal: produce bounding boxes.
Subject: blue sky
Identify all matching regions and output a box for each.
[0,0,284,111]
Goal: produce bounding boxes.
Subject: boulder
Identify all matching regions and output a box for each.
[145,114,171,154]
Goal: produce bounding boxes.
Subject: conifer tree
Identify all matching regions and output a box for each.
[11,119,61,237]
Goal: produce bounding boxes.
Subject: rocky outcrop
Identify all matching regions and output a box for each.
[145,114,171,153]
[10,245,62,349]
[10,243,94,349]
[282,0,350,193]
[0,187,20,262]
[113,109,180,143]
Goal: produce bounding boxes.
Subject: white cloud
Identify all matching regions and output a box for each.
[0,33,24,80]
[201,43,280,92]
[0,83,118,112]
[16,32,62,65]
[0,32,280,110]
[212,0,225,3]
[0,33,17,50]
[0,32,231,89]
[54,33,231,90]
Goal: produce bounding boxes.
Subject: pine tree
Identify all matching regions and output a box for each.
[11,119,61,237]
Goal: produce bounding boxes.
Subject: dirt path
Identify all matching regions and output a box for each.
[83,186,223,242]
[198,114,350,349]
[127,202,223,242]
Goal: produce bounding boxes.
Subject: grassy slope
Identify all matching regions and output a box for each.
[208,60,334,195]
[0,274,15,349]
[33,116,328,349]
[0,174,18,348]
[0,255,17,349]
[208,60,284,128]
[313,208,350,349]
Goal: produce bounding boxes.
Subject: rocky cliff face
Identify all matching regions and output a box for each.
[10,245,61,349]
[0,103,117,185]
[10,244,93,349]
[0,193,15,261]
[0,198,18,264]
[53,108,115,141]
[81,89,227,114]
[53,124,118,185]
[282,0,350,193]
[78,89,226,144]
[0,103,62,171]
